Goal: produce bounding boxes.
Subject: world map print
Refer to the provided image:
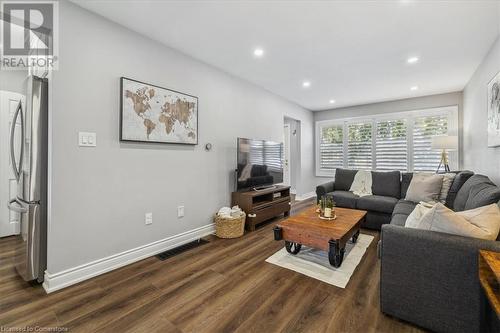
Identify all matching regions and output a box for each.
[121,78,198,144]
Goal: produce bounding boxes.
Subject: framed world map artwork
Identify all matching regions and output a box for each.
[120,77,198,144]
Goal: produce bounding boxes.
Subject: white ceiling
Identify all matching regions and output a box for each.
[72,0,500,111]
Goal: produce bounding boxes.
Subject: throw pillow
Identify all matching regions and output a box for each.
[405,202,435,228]
[405,173,444,203]
[414,203,500,240]
[439,173,456,204]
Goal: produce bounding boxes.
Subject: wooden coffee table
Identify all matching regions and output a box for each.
[273,206,367,267]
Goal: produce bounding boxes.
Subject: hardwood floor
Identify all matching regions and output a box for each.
[0,199,425,332]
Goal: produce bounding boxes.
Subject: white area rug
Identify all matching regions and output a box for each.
[266,234,374,288]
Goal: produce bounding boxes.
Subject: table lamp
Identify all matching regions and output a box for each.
[431,135,458,173]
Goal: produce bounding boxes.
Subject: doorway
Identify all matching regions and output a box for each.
[283,117,300,196]
[0,90,24,237]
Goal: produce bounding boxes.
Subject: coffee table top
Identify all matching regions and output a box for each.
[277,206,367,250]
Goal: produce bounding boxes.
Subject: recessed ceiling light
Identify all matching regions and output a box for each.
[410,86,419,91]
[253,48,264,57]
[329,99,336,104]
[302,81,311,88]
[407,56,419,64]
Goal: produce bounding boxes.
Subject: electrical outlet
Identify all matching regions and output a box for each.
[145,212,153,225]
[177,206,185,218]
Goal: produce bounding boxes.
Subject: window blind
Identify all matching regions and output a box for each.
[319,124,344,171]
[413,115,448,172]
[376,119,408,171]
[347,122,372,170]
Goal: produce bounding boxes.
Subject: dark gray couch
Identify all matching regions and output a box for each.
[317,169,500,332]
[380,173,500,333]
[316,168,405,230]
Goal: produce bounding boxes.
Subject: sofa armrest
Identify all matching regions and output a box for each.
[316,181,335,203]
[380,224,500,333]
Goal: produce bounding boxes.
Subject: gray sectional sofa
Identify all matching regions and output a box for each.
[316,169,500,333]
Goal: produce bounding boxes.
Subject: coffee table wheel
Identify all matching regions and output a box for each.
[352,230,360,244]
[285,241,302,255]
[328,240,345,268]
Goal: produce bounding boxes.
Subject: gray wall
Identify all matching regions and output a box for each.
[0,70,27,94]
[48,2,317,274]
[463,36,500,184]
[314,92,463,178]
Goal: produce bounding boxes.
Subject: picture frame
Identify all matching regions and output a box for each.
[120,77,198,145]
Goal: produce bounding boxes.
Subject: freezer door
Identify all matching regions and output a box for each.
[21,76,48,203]
[9,199,42,281]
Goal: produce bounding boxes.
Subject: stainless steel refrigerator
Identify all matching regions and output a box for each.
[7,75,48,282]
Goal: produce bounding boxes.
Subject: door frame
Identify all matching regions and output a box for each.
[283,123,291,187]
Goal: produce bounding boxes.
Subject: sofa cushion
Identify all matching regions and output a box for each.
[410,203,500,240]
[454,174,499,211]
[464,180,500,211]
[405,173,443,203]
[400,173,413,199]
[439,173,456,204]
[330,190,358,209]
[372,171,401,198]
[391,213,409,227]
[392,199,417,216]
[334,168,357,191]
[357,195,398,214]
[445,170,473,208]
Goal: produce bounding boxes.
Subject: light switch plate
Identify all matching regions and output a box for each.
[177,206,185,218]
[145,212,153,225]
[79,132,97,147]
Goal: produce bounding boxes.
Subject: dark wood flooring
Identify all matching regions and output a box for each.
[0,199,425,332]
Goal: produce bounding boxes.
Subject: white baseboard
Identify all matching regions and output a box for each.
[295,191,316,201]
[43,223,215,293]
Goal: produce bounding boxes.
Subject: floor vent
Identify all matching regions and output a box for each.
[156,239,209,261]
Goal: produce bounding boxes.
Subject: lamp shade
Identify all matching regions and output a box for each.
[431,135,458,150]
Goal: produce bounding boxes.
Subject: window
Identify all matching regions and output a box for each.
[413,115,448,172]
[319,124,344,171]
[315,106,458,176]
[376,119,408,171]
[347,122,372,170]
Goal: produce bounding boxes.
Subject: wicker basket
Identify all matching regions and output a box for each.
[214,212,246,238]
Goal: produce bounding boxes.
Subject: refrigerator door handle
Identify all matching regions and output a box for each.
[7,198,27,213]
[9,100,24,182]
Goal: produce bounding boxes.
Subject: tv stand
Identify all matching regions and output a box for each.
[232,185,291,231]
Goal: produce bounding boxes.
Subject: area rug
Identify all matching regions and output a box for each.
[265,234,374,288]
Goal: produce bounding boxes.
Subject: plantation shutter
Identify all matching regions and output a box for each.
[413,115,448,171]
[319,124,344,172]
[347,122,372,170]
[376,119,408,171]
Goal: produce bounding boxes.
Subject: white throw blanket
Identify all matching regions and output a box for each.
[349,170,373,197]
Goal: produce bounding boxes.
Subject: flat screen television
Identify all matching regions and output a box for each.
[237,137,284,191]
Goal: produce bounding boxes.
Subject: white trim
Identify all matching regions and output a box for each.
[295,191,316,201]
[315,105,459,176]
[42,223,215,293]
